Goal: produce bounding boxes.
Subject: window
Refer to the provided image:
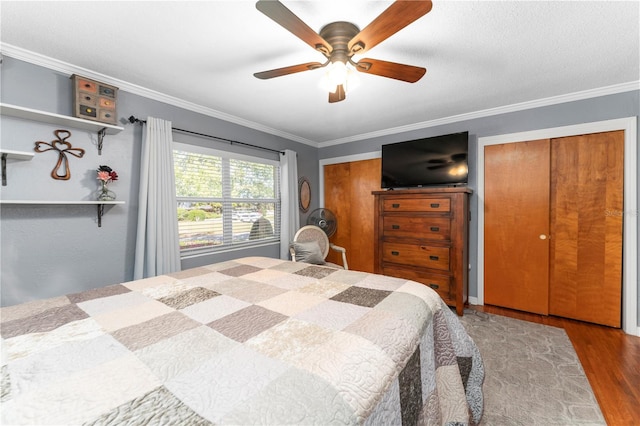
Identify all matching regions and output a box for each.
[173,143,280,255]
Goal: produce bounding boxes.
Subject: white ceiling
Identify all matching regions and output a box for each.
[1,1,639,147]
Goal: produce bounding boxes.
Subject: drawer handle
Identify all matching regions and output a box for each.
[392,224,400,229]
[391,251,400,256]
[429,255,439,261]
[428,283,440,290]
[430,203,440,208]
[392,203,400,208]
[430,226,440,232]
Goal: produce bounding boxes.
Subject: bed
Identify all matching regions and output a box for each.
[1,256,484,425]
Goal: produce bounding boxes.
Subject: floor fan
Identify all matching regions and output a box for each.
[306,208,337,237]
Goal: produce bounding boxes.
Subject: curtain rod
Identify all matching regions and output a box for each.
[128,116,285,156]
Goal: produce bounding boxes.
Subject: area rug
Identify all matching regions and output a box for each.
[458,309,605,425]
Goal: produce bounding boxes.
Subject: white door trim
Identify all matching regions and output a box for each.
[477,117,638,335]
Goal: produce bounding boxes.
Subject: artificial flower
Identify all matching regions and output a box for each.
[97,165,118,183]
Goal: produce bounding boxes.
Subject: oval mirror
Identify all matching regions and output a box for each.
[299,177,311,212]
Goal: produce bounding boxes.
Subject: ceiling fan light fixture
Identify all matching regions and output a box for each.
[319,60,360,94]
[344,66,361,92]
[326,60,348,91]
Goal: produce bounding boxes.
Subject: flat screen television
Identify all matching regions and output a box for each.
[381,131,469,189]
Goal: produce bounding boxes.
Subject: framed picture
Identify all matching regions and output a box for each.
[298,177,311,212]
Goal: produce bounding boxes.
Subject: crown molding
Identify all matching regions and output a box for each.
[318,80,640,147]
[0,43,319,148]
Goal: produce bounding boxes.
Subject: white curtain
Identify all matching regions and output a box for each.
[133,117,181,279]
[280,149,300,259]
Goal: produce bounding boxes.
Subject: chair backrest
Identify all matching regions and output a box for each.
[292,225,330,259]
[249,217,273,240]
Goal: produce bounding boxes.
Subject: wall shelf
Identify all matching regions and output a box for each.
[0,149,35,186]
[1,105,126,226]
[0,200,125,227]
[0,103,124,154]
[0,103,124,134]
[0,150,35,161]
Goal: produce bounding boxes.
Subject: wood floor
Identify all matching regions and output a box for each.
[467,305,640,425]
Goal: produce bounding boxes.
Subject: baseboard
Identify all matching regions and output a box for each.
[467,296,640,337]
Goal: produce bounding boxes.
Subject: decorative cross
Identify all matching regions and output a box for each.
[34,130,85,180]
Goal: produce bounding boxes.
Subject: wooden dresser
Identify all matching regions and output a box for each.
[373,187,471,315]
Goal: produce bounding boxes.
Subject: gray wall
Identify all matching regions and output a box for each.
[319,90,640,326]
[0,57,319,307]
[2,56,638,330]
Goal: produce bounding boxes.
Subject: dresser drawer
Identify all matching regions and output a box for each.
[382,266,452,299]
[382,197,450,213]
[382,216,451,240]
[382,243,450,271]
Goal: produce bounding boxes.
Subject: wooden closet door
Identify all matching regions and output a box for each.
[549,131,624,327]
[323,159,381,272]
[484,140,551,314]
[324,163,351,267]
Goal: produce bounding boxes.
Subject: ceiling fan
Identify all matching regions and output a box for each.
[253,0,433,103]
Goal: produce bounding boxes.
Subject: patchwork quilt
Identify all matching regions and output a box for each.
[1,256,484,425]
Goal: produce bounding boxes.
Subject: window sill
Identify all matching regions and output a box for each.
[180,239,280,260]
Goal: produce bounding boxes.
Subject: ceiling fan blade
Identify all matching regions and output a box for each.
[256,0,331,55]
[348,0,433,55]
[328,85,346,103]
[355,58,426,83]
[254,62,324,79]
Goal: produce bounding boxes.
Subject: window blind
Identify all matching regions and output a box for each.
[173,145,281,254]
